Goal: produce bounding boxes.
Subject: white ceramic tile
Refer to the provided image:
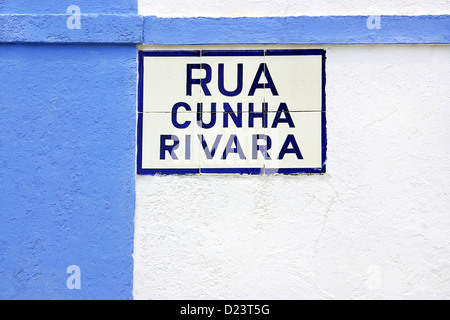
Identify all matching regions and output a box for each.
[264,54,323,112]
[198,52,266,173]
[200,52,265,116]
[138,49,326,175]
[199,111,266,173]
[264,111,324,172]
[142,54,202,113]
[140,112,201,171]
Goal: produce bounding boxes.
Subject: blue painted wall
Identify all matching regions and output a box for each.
[0,44,136,300]
[144,15,450,45]
[0,14,143,44]
[0,0,137,14]
[0,0,137,301]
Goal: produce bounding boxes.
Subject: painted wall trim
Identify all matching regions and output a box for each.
[0,14,449,45]
[143,15,450,45]
[0,14,143,44]
[0,0,138,14]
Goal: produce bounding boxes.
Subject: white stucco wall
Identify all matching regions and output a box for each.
[134,0,450,301]
[134,44,450,300]
[139,0,450,17]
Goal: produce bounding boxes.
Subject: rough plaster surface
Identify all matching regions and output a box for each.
[142,16,450,45]
[139,0,450,17]
[0,0,138,14]
[0,44,136,299]
[0,14,143,44]
[134,45,450,300]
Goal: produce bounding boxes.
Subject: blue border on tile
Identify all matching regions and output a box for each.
[138,169,201,175]
[265,49,325,56]
[140,50,202,57]
[136,112,144,172]
[202,50,265,56]
[137,49,327,175]
[264,168,324,175]
[322,50,327,113]
[201,168,263,175]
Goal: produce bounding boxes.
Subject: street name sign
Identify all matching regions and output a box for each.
[137,49,326,175]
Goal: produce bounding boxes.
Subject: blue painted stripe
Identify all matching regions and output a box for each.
[1,14,449,44]
[143,15,450,45]
[138,52,145,113]
[321,110,328,173]
[0,0,137,14]
[0,14,143,44]
[265,49,325,56]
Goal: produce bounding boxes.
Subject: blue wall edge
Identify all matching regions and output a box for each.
[0,14,143,44]
[0,14,449,44]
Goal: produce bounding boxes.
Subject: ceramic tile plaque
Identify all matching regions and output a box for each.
[137,49,326,175]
